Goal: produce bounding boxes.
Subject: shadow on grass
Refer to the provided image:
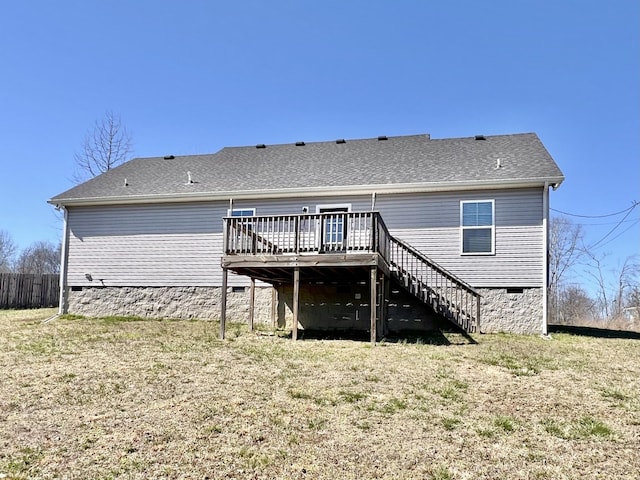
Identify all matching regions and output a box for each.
[296,328,477,346]
[549,324,640,340]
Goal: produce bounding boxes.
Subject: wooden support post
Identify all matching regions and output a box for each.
[248,277,255,331]
[292,268,300,341]
[220,268,228,340]
[271,286,277,329]
[370,266,377,345]
[294,216,299,254]
[379,273,386,337]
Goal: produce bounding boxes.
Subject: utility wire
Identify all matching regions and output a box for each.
[551,201,639,218]
[589,205,637,250]
[576,216,640,226]
[591,218,640,251]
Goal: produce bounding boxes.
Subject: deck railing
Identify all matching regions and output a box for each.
[224,212,382,255]
[223,212,480,332]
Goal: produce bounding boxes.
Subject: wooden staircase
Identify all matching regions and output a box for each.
[383,234,481,333]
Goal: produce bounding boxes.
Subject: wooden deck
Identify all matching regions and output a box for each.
[220,212,481,343]
[222,253,390,283]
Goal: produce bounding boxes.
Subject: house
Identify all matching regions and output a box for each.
[49,133,564,340]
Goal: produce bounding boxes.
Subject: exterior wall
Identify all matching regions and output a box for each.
[63,189,546,333]
[65,195,373,289]
[67,286,273,323]
[477,287,544,334]
[66,203,226,287]
[65,188,543,289]
[377,188,544,288]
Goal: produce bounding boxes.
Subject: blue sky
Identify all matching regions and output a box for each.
[1,0,638,292]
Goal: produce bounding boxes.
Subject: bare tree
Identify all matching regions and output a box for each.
[583,251,639,321]
[612,257,639,317]
[73,110,133,184]
[14,241,60,275]
[548,216,585,322]
[558,284,597,324]
[0,229,17,273]
[627,286,640,311]
[583,250,611,319]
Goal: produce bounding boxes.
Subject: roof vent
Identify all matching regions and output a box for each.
[336,139,346,144]
[187,171,194,184]
[164,155,175,159]
[256,144,266,149]
[295,141,305,146]
[475,135,486,141]
[377,136,388,141]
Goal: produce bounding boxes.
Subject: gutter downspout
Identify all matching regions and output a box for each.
[542,182,549,336]
[58,206,70,315]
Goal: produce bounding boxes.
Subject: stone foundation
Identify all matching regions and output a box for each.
[65,285,545,334]
[477,287,544,334]
[66,286,273,323]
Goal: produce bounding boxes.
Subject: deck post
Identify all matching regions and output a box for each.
[220,268,228,340]
[294,216,299,254]
[271,286,278,328]
[476,295,481,333]
[371,214,378,252]
[248,277,255,331]
[379,273,387,337]
[370,266,377,345]
[292,268,300,341]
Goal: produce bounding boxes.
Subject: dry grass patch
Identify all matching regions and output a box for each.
[1,309,639,479]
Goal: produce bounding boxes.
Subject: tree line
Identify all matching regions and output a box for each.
[549,215,640,328]
[0,230,60,275]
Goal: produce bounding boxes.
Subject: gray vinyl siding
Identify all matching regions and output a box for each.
[66,203,226,287]
[375,188,544,287]
[65,189,544,288]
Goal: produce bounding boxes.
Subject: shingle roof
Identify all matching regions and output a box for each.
[50,133,564,206]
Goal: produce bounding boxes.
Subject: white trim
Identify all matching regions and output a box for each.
[460,199,495,255]
[49,177,565,207]
[58,208,69,314]
[542,182,549,335]
[316,203,352,213]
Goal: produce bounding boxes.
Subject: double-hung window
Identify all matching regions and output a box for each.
[461,200,494,254]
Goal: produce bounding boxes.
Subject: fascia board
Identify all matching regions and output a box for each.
[49,176,565,207]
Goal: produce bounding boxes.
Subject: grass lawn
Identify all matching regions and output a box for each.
[1,309,639,479]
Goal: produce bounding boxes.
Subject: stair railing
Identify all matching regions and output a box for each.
[386,233,481,332]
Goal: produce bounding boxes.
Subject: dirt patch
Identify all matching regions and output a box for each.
[1,309,639,479]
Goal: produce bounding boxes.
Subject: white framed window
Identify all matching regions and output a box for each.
[460,200,494,255]
[316,204,351,246]
[228,208,256,217]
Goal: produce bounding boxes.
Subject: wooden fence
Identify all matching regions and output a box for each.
[0,273,60,309]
